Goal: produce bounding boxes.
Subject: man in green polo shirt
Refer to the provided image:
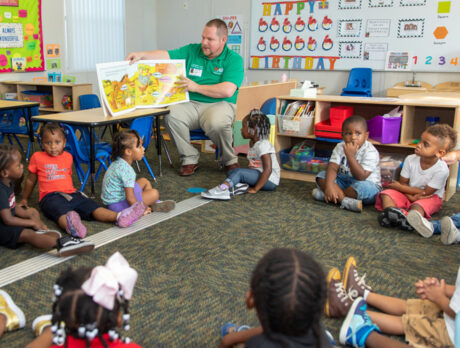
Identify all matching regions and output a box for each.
[127,19,244,176]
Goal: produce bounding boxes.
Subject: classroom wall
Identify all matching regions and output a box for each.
[0,0,157,96]
[155,0,460,96]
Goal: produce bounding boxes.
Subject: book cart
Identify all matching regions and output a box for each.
[275,93,460,201]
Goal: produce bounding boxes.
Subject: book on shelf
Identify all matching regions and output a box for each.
[96,60,189,117]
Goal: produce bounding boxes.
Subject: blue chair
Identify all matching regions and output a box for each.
[130,116,156,181]
[260,97,277,115]
[189,129,220,162]
[62,124,111,192]
[0,106,40,160]
[341,68,373,97]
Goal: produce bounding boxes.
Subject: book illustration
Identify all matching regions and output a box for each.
[96,60,189,117]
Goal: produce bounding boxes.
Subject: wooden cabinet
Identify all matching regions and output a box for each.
[0,81,92,113]
[275,93,460,200]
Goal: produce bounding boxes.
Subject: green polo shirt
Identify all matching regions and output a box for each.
[168,43,244,104]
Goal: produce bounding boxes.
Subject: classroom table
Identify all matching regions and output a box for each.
[32,107,170,196]
[0,100,41,159]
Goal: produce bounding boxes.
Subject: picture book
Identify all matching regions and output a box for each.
[96,60,189,117]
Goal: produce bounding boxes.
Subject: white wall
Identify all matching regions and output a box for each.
[0,0,457,97]
[155,0,460,96]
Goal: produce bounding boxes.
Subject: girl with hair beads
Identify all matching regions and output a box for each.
[101,129,175,213]
[27,251,141,348]
[202,109,280,200]
[220,248,333,348]
[0,144,93,257]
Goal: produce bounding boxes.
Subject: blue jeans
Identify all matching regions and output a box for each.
[316,171,381,205]
[226,168,277,191]
[431,213,460,235]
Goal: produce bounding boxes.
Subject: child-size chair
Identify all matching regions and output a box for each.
[341,68,373,97]
[189,129,220,162]
[130,116,156,181]
[62,123,111,192]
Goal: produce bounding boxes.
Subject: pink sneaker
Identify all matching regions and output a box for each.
[66,211,87,238]
[117,202,145,228]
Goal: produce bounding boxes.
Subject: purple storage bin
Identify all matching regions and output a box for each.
[367,116,402,144]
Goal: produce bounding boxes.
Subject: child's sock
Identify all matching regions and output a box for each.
[363,289,370,301]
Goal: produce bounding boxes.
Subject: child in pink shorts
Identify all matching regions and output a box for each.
[375,124,457,232]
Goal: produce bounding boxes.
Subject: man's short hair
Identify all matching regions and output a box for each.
[206,18,228,38]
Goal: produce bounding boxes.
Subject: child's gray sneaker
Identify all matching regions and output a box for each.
[406,210,434,238]
[340,197,362,213]
[229,183,249,196]
[312,188,325,201]
[440,216,460,245]
[201,185,231,200]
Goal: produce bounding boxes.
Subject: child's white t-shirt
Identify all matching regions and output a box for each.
[329,140,381,186]
[400,154,449,198]
[444,266,460,344]
[247,139,280,185]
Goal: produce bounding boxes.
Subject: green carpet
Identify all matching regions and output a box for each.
[0,139,459,347]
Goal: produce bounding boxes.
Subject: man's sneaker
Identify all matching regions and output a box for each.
[340,197,362,213]
[229,183,249,196]
[383,207,414,231]
[117,202,145,227]
[339,298,380,348]
[0,289,26,332]
[66,211,87,238]
[32,314,52,337]
[406,210,434,238]
[325,268,354,318]
[220,323,250,337]
[440,216,460,245]
[152,200,175,213]
[201,185,231,200]
[312,188,325,201]
[343,257,372,300]
[56,236,95,257]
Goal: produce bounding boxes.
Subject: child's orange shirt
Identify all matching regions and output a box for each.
[28,151,76,201]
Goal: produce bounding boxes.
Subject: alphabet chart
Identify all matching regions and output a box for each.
[249,0,460,72]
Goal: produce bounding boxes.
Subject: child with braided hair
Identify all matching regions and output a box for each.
[202,109,280,200]
[26,252,141,348]
[219,248,333,348]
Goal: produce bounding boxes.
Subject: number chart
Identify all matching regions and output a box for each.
[249,0,460,72]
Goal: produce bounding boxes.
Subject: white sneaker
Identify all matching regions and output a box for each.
[201,185,231,200]
[312,188,325,201]
[440,216,460,245]
[406,211,434,238]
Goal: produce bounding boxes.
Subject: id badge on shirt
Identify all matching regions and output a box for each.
[189,65,203,77]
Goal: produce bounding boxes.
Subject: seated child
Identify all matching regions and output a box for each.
[101,129,175,213]
[219,248,333,348]
[19,123,145,239]
[325,257,458,348]
[26,252,142,347]
[313,115,381,212]
[202,109,280,200]
[376,124,457,231]
[0,144,93,257]
[406,148,460,244]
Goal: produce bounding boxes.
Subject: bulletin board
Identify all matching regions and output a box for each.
[0,0,44,73]
[249,0,460,72]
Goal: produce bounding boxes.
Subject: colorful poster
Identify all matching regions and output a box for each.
[218,15,244,56]
[96,60,189,117]
[0,0,44,72]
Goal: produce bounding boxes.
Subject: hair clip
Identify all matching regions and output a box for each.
[53,284,63,297]
[78,325,86,338]
[122,313,130,331]
[123,337,132,344]
[108,329,119,341]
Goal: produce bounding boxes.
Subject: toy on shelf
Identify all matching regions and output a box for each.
[61,95,72,110]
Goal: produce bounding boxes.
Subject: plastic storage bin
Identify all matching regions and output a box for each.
[277,114,314,136]
[21,90,53,108]
[330,106,354,125]
[279,148,329,174]
[379,154,404,186]
[366,115,402,144]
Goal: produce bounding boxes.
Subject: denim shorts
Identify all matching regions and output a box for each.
[39,191,100,222]
[316,171,381,205]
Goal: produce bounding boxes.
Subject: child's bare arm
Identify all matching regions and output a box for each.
[386,176,425,195]
[219,326,263,348]
[0,208,40,229]
[20,172,38,206]
[249,154,271,193]
[343,143,370,180]
[124,187,138,206]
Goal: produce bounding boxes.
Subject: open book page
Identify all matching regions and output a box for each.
[96,60,189,117]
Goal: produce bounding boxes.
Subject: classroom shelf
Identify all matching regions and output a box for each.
[275,93,460,200]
